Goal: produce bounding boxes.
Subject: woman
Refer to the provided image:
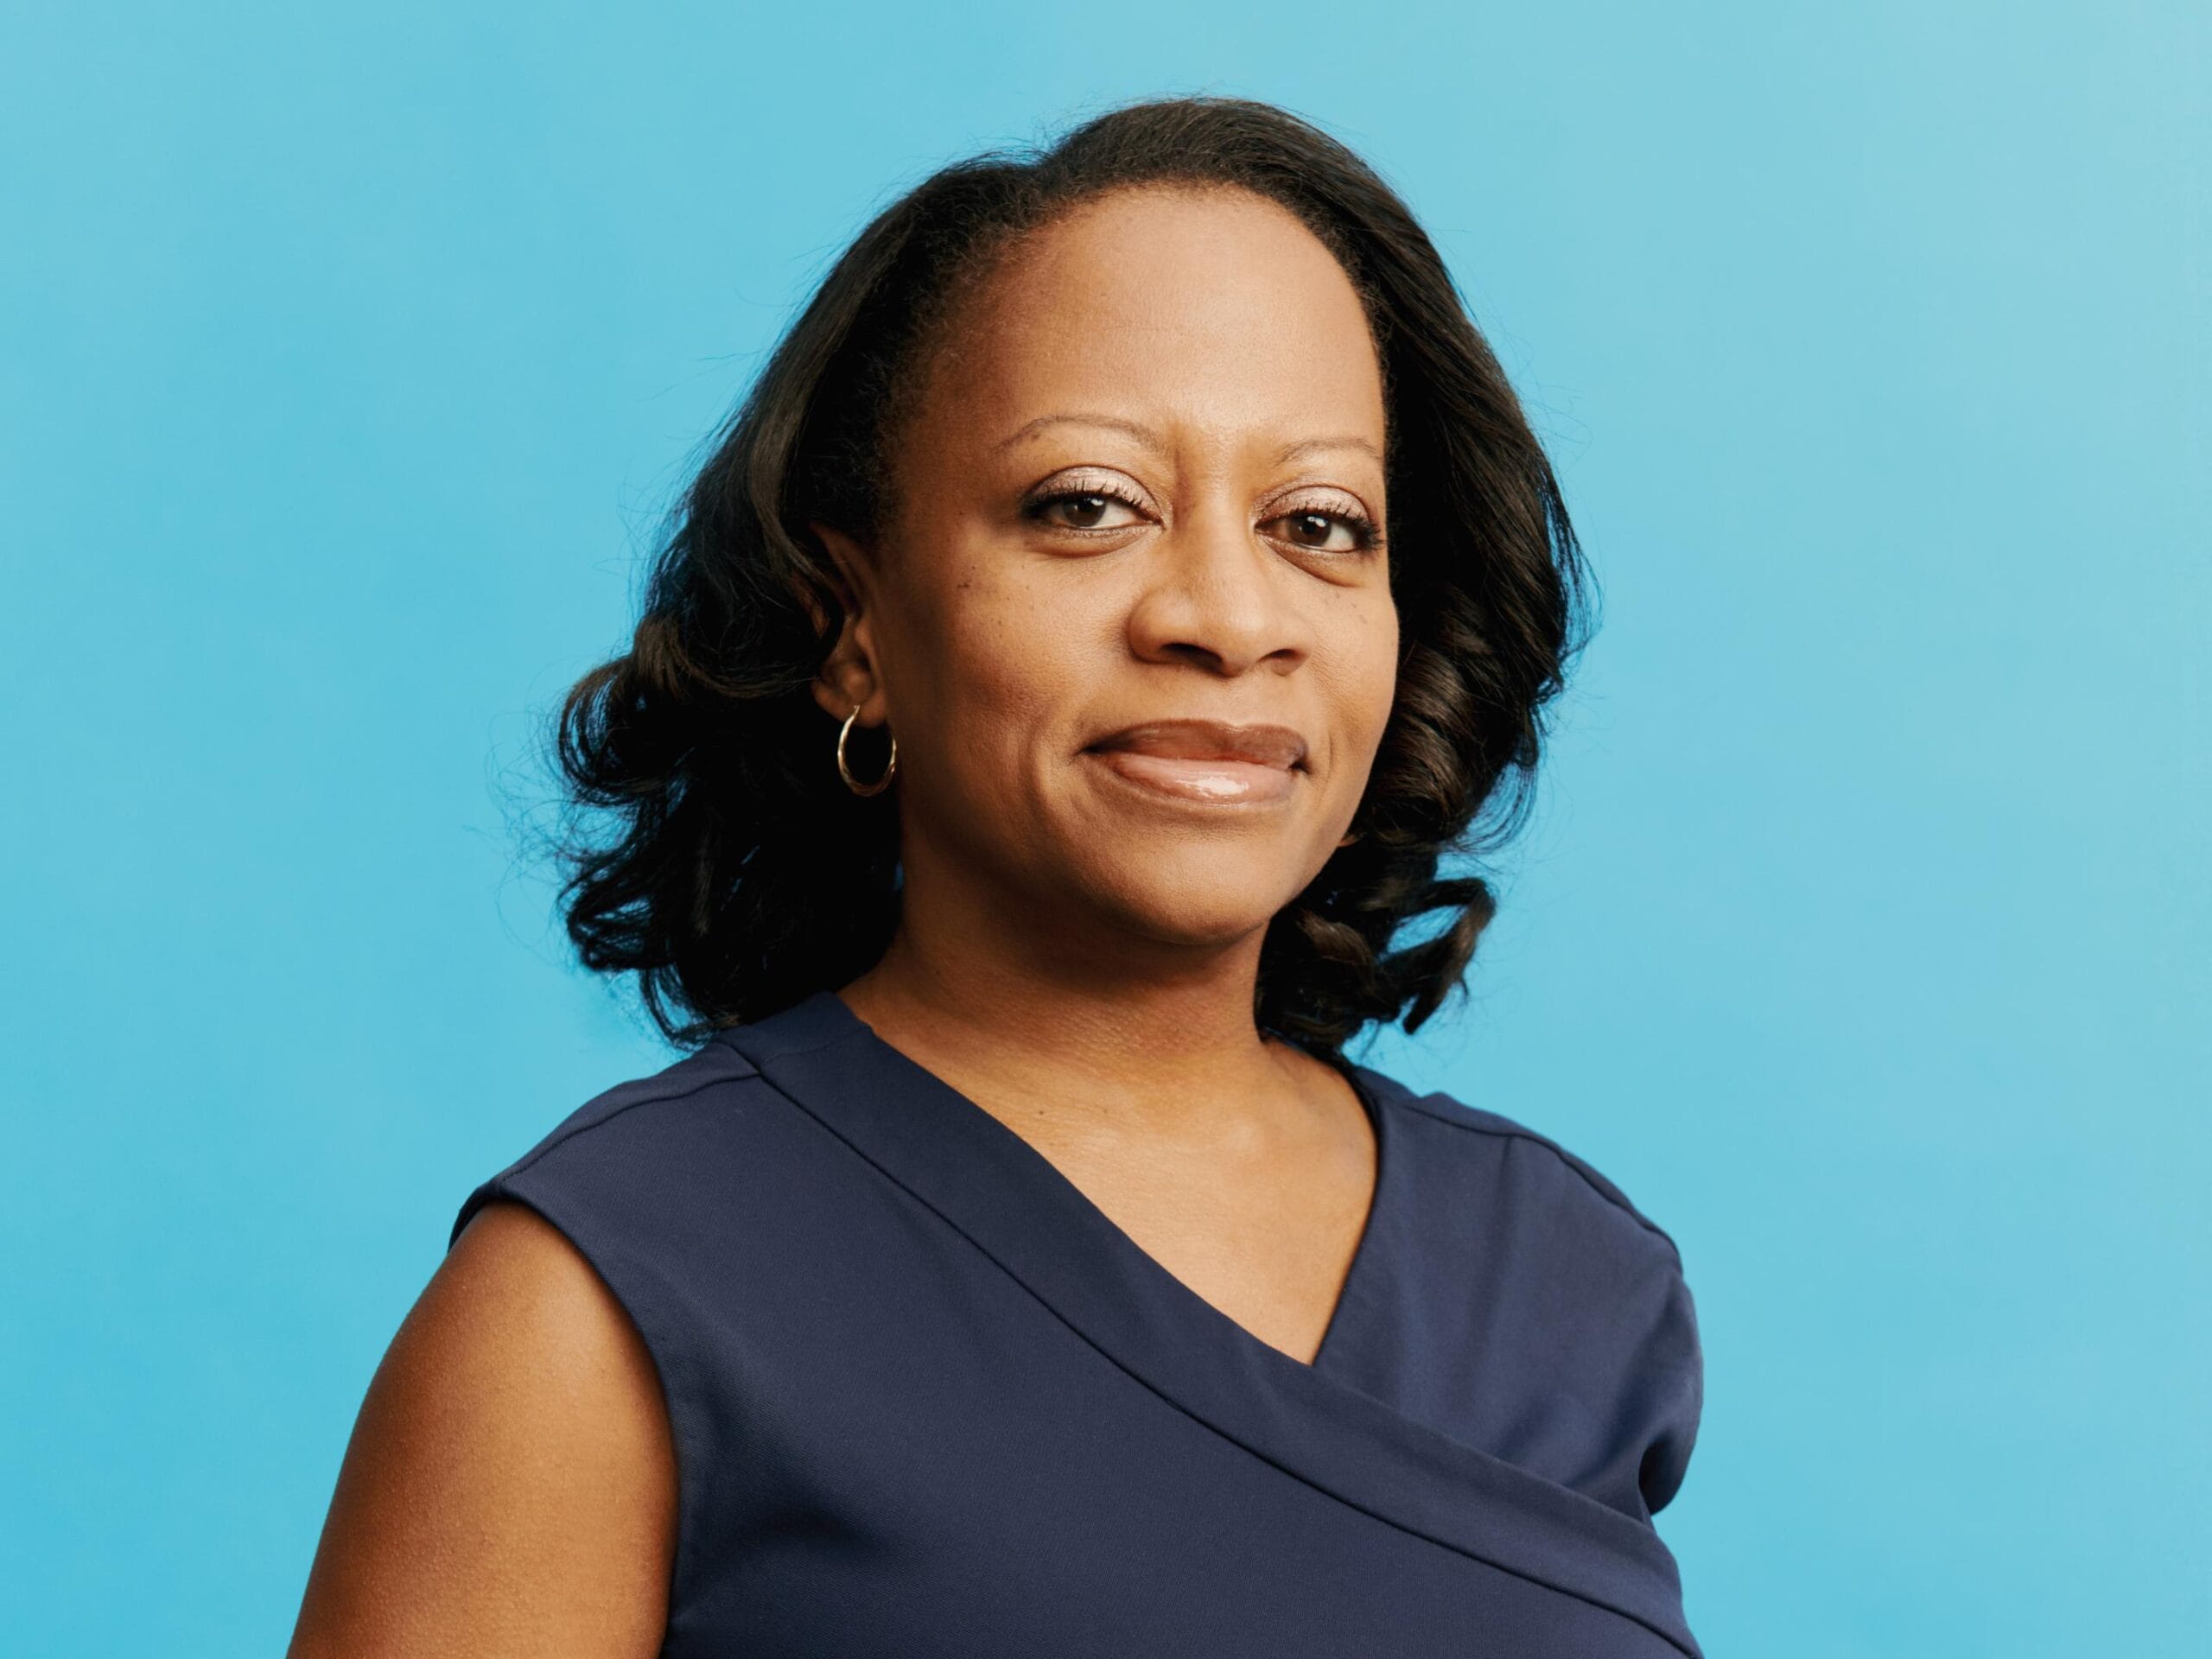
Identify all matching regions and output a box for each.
[289,95,1704,1657]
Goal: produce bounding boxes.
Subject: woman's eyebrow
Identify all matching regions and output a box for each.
[1273,435,1383,466]
[997,414,1381,467]
[995,412,1161,453]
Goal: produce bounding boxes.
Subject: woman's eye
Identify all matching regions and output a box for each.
[1266,510,1372,553]
[1029,490,1146,531]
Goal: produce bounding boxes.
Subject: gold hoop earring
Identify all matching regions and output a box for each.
[837,704,897,797]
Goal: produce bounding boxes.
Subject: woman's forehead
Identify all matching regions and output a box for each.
[924,185,1388,461]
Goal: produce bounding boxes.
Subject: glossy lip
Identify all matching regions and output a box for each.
[1081,719,1309,808]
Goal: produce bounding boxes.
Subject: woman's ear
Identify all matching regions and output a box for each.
[805,521,887,725]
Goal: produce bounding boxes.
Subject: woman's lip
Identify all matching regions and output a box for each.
[1085,719,1308,771]
[1083,747,1300,805]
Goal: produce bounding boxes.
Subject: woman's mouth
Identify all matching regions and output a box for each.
[1082,720,1307,806]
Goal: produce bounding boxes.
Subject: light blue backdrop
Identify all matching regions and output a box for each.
[3,3,2203,1653]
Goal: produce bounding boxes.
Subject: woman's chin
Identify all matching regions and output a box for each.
[1075,849,1315,948]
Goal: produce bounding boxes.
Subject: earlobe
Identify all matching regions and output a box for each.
[809,625,881,724]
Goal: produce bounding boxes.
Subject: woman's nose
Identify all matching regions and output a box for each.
[1123,500,1312,677]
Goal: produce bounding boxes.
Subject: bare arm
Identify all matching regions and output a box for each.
[287,1200,677,1658]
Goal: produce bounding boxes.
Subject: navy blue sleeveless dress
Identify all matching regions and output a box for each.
[450,989,1704,1656]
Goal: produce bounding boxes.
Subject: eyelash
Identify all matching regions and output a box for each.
[1020,482,1382,553]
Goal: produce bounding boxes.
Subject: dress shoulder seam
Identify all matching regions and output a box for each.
[497,1056,766,1186]
[1363,1072,1687,1268]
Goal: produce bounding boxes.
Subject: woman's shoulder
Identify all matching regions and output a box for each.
[1350,1061,1689,1274]
[448,1033,795,1251]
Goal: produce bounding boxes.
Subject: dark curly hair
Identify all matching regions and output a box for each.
[550,94,1597,1057]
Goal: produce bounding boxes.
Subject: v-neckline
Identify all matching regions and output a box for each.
[712,988,1700,1657]
[793,990,1398,1374]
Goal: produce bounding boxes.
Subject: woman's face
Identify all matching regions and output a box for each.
[816,183,1400,961]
